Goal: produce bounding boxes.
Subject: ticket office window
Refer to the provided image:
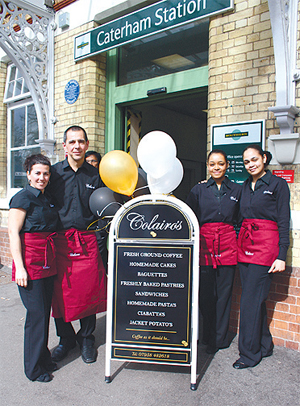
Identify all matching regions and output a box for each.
[118,19,209,86]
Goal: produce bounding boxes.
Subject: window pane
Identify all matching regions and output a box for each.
[23,80,29,93]
[27,105,38,145]
[9,66,16,81]
[14,79,22,96]
[11,107,25,147]
[118,20,209,85]
[7,82,14,99]
[11,147,41,188]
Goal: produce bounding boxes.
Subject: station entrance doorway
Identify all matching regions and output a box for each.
[124,90,208,201]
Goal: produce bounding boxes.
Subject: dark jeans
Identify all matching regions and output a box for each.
[54,314,96,347]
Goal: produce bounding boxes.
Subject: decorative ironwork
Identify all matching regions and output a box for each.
[0,0,56,153]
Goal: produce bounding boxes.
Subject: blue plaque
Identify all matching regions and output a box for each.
[64,79,80,104]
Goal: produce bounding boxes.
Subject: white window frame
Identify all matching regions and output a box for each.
[3,64,31,104]
[6,98,40,200]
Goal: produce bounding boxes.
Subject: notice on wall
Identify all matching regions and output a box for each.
[211,120,265,184]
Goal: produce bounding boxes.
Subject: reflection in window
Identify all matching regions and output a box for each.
[118,19,209,85]
[3,64,31,103]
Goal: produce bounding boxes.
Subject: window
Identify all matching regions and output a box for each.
[4,64,30,103]
[118,19,209,86]
[8,102,40,189]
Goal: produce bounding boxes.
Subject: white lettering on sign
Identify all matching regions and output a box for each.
[126,212,183,231]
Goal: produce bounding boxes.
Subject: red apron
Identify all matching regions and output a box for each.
[12,232,57,281]
[238,219,279,266]
[52,229,107,322]
[200,222,237,268]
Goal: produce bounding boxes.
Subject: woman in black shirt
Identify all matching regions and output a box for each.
[8,154,59,382]
[233,145,290,369]
[186,150,241,353]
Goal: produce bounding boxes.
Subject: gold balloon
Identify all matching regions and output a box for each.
[99,150,138,196]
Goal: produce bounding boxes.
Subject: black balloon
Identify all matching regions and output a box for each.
[89,187,124,218]
[132,168,150,198]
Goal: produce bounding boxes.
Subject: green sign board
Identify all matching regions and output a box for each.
[211,120,265,184]
[74,0,233,60]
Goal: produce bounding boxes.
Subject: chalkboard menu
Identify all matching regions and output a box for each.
[105,195,199,389]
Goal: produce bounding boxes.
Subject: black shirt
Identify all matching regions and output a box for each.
[240,170,290,261]
[9,185,59,233]
[47,159,104,230]
[186,176,241,226]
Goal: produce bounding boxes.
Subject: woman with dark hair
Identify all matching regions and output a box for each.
[186,149,241,353]
[8,154,59,382]
[233,144,290,369]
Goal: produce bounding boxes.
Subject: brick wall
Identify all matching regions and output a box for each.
[54,22,106,159]
[0,228,12,267]
[208,0,300,350]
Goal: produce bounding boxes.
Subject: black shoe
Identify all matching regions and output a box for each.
[233,359,250,369]
[51,341,76,362]
[34,372,52,382]
[81,344,97,363]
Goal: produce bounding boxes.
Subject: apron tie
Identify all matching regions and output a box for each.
[65,229,87,254]
[43,232,57,269]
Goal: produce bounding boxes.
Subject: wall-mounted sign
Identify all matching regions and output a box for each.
[105,195,200,390]
[74,0,233,60]
[273,170,294,183]
[64,79,80,104]
[211,120,265,184]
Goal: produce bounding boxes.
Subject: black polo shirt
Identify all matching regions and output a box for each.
[9,185,59,233]
[47,159,104,230]
[240,170,290,260]
[186,176,241,226]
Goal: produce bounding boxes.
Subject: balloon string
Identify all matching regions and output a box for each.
[132,184,149,195]
[87,219,112,232]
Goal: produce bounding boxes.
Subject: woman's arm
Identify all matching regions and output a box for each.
[8,208,27,287]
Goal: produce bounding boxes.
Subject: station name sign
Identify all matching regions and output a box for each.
[74,0,233,60]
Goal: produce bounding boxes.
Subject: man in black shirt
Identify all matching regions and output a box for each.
[49,126,106,364]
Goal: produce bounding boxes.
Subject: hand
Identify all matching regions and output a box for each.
[268,259,286,273]
[15,267,28,287]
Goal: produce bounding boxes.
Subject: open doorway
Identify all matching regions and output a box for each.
[125,91,208,201]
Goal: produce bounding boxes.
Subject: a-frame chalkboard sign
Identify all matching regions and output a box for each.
[105,194,199,390]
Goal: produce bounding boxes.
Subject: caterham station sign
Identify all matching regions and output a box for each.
[75,0,233,60]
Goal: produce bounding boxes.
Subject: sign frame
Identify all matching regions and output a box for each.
[74,0,234,60]
[105,194,200,390]
[211,120,265,184]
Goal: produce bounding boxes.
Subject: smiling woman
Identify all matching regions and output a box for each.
[8,153,59,383]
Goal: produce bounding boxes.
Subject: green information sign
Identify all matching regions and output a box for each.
[74,0,233,60]
[211,120,265,184]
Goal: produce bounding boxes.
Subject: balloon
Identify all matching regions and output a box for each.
[132,168,150,198]
[89,187,124,218]
[147,158,184,194]
[100,150,138,196]
[137,131,177,178]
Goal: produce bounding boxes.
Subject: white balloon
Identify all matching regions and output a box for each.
[137,131,177,178]
[148,158,184,194]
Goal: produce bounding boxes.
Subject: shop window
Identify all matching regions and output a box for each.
[118,19,209,86]
[8,102,40,189]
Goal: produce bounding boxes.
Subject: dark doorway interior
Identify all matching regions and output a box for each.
[127,91,208,201]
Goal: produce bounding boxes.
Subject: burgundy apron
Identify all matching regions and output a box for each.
[238,219,279,266]
[52,229,107,322]
[12,232,57,281]
[200,222,237,268]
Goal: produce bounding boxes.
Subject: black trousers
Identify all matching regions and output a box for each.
[200,265,235,349]
[54,314,96,347]
[18,276,54,381]
[238,262,274,366]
